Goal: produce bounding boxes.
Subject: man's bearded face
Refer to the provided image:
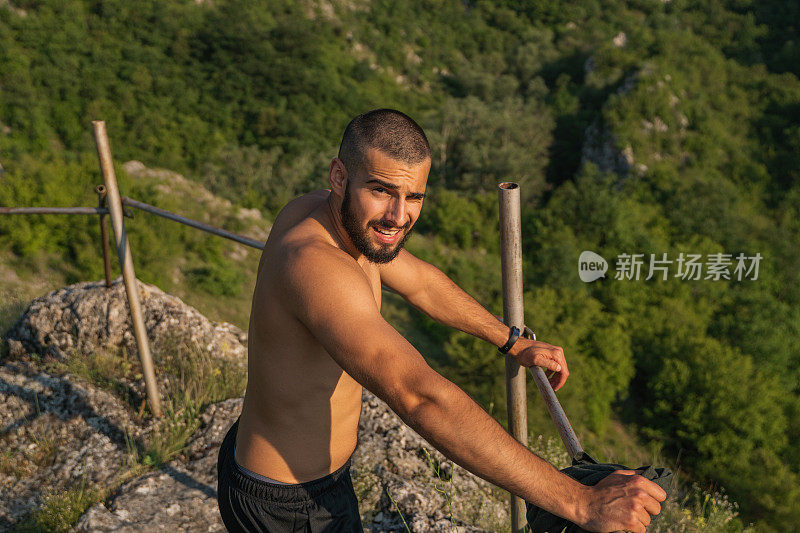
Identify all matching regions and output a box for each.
[340,182,413,264]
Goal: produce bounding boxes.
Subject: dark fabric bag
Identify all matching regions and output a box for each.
[525,452,673,533]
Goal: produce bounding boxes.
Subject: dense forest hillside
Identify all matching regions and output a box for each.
[1,1,798,530]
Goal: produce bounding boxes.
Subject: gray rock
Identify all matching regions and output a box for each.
[0,360,145,530]
[2,282,509,531]
[74,390,506,532]
[354,390,507,532]
[73,399,241,532]
[74,462,226,532]
[183,398,243,463]
[5,277,247,362]
[581,122,634,177]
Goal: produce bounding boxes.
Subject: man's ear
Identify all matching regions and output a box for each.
[329,158,348,197]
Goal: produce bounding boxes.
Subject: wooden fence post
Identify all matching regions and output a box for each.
[92,121,162,418]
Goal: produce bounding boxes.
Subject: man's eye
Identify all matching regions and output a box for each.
[373,187,387,194]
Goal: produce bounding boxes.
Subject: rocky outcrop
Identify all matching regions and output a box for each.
[5,277,247,362]
[1,282,509,531]
[73,400,242,533]
[121,160,270,245]
[353,391,508,532]
[0,360,147,530]
[579,70,641,178]
[581,122,635,176]
[73,390,506,533]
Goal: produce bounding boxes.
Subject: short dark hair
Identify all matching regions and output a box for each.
[338,109,430,176]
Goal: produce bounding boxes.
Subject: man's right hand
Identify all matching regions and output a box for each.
[577,470,667,533]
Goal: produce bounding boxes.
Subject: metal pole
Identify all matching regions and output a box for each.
[522,327,584,459]
[96,185,112,288]
[529,367,584,459]
[92,120,162,418]
[121,197,265,250]
[498,181,528,533]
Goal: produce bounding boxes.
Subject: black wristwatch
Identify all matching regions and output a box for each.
[498,326,520,354]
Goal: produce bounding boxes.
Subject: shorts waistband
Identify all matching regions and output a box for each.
[222,417,353,506]
[235,459,294,485]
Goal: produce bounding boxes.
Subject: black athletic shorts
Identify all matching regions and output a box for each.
[216,417,364,532]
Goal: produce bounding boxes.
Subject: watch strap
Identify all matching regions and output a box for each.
[498,325,520,354]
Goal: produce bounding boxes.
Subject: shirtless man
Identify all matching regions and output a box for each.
[216,109,666,533]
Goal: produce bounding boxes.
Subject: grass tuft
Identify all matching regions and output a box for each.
[384,486,412,533]
[652,483,753,533]
[138,334,246,466]
[422,447,457,528]
[13,480,105,533]
[43,331,246,469]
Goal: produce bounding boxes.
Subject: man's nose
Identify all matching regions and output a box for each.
[384,196,406,227]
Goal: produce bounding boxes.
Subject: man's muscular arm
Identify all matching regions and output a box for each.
[280,244,664,533]
[379,249,569,390]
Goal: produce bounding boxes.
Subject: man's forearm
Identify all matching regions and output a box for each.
[399,373,588,524]
[407,262,517,351]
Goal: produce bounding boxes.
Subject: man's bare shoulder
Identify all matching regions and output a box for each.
[281,238,353,273]
[270,190,330,237]
[273,227,365,292]
[272,241,378,337]
[264,192,375,315]
[267,190,342,266]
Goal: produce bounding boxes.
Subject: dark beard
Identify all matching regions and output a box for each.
[340,185,412,264]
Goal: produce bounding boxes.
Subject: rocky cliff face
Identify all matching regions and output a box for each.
[1,280,508,532]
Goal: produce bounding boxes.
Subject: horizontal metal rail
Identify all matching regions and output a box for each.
[0,206,137,218]
[1,197,265,249]
[121,197,265,250]
[0,206,109,215]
